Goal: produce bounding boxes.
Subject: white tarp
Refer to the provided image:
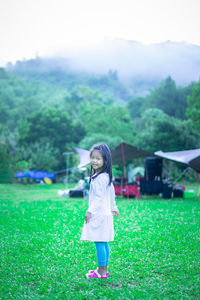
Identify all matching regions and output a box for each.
[74,147,90,168]
[155,149,200,171]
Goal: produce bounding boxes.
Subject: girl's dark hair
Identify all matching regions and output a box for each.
[90,144,113,185]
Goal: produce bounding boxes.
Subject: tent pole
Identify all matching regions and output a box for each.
[174,167,191,184]
[121,142,125,197]
[63,152,73,188]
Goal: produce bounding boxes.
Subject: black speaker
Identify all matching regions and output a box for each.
[140,181,163,195]
[145,157,162,181]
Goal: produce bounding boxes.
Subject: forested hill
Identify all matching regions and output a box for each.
[6,40,200,98]
[7,57,132,103]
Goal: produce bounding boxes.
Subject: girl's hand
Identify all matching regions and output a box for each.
[112,210,120,217]
[85,211,92,224]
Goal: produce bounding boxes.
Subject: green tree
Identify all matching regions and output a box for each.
[77,103,135,144]
[143,76,191,119]
[127,97,144,118]
[79,133,122,150]
[18,107,85,152]
[16,142,59,172]
[176,83,194,119]
[135,108,197,152]
[186,81,200,135]
[64,86,109,118]
[0,143,13,183]
[0,127,16,183]
[0,68,67,130]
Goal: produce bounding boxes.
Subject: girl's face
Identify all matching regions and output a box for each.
[90,150,104,173]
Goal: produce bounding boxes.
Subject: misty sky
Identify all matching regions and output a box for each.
[0,0,200,65]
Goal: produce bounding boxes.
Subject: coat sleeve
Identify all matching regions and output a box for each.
[87,175,108,214]
[110,183,119,211]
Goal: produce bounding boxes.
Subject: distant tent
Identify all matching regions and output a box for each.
[15,171,26,178]
[111,142,154,165]
[33,171,55,180]
[155,149,200,172]
[15,170,55,180]
[111,142,154,185]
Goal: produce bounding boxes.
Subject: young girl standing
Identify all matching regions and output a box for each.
[81,144,119,279]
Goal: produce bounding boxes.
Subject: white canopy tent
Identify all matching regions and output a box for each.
[155,149,200,172]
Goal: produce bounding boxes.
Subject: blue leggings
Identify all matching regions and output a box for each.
[95,242,110,267]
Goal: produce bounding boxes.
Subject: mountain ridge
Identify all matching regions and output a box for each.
[6,39,200,97]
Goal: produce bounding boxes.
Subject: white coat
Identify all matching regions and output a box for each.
[81,173,118,242]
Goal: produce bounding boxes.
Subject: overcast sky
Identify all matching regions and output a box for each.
[0,0,200,65]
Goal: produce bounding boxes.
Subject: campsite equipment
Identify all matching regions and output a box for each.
[74,143,200,199]
[128,166,144,183]
[114,184,140,198]
[145,157,162,181]
[173,185,184,198]
[44,177,52,184]
[111,142,153,197]
[69,190,84,197]
[162,184,173,198]
[111,142,153,183]
[184,189,195,199]
[140,181,163,195]
[140,157,164,195]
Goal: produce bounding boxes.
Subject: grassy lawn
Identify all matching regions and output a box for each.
[0,183,200,299]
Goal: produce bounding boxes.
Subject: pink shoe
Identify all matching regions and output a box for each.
[86,270,108,279]
[89,269,110,276]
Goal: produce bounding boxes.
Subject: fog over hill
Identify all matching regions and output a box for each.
[8,39,200,97]
[55,39,200,85]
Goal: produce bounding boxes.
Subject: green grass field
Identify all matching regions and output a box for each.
[0,184,200,299]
